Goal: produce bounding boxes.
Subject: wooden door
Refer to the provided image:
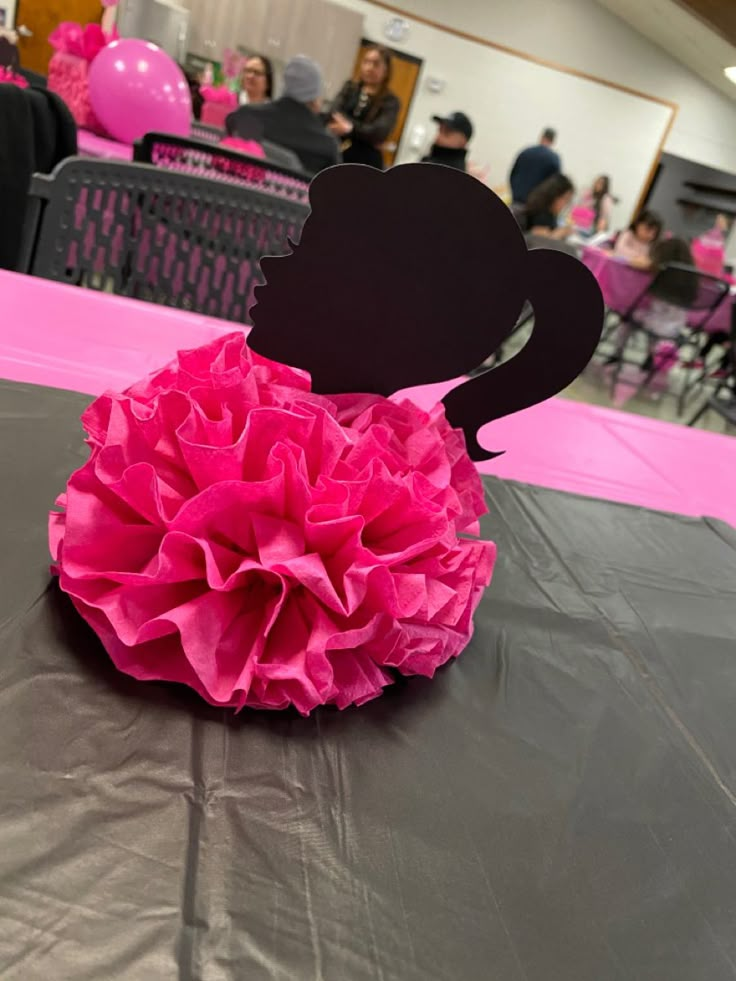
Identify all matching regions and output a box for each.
[16,0,101,75]
[352,41,422,169]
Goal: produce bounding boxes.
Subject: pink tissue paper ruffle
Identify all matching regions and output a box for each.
[49,333,495,714]
[48,21,119,62]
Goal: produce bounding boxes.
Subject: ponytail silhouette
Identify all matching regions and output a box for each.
[442,249,604,459]
[249,163,604,459]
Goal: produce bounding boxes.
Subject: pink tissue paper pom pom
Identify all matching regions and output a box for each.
[49,333,495,715]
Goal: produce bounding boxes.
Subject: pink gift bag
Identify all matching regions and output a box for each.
[691,237,725,276]
[201,102,232,128]
[200,87,238,128]
[48,51,105,133]
[571,205,595,232]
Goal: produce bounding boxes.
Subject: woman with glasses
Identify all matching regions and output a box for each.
[239,55,273,105]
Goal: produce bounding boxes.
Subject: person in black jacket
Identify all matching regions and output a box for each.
[328,45,400,170]
[0,83,77,271]
[421,112,473,171]
[226,55,340,178]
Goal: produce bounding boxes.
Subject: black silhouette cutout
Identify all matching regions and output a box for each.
[248,163,604,460]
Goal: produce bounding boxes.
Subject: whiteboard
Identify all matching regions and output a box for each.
[337,0,674,228]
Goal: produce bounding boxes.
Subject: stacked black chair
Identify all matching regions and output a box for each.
[688,301,736,430]
[18,156,310,325]
[603,263,730,405]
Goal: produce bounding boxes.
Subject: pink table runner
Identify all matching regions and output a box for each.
[581,245,734,334]
[1,270,734,525]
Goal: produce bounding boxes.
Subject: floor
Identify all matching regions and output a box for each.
[510,317,733,436]
[563,365,731,434]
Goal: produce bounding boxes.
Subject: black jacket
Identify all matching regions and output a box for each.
[0,85,77,271]
[226,98,340,178]
[421,145,468,171]
[332,81,400,168]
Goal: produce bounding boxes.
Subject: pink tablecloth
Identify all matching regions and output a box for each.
[581,245,733,334]
[77,128,134,161]
[1,270,734,526]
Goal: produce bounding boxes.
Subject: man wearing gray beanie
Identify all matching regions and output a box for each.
[227,55,340,177]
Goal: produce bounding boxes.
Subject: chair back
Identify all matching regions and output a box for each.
[190,121,225,144]
[648,263,729,313]
[19,156,309,324]
[134,132,310,205]
[525,233,579,256]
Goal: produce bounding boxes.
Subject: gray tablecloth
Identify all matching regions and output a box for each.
[1,379,735,981]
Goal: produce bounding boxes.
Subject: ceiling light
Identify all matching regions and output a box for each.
[724,67,736,84]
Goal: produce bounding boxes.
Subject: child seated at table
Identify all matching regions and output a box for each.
[613,210,663,266]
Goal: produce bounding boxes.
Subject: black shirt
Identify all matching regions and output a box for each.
[331,81,400,169]
[525,209,557,232]
[421,144,468,171]
[226,97,340,177]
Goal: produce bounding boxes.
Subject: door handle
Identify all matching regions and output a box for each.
[17,24,34,37]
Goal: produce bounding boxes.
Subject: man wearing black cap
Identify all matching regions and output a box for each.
[421,111,473,171]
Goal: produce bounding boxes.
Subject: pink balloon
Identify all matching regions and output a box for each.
[88,38,191,144]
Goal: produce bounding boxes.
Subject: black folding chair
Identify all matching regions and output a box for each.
[18,156,309,325]
[605,263,730,406]
[688,302,736,430]
[134,132,309,204]
[189,120,225,144]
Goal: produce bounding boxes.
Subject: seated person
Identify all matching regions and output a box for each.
[523,173,574,239]
[613,210,662,266]
[226,55,339,177]
[576,174,614,234]
[421,112,473,171]
[639,237,694,339]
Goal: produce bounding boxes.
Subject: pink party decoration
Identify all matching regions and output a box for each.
[200,84,238,106]
[88,38,192,144]
[200,84,238,128]
[222,48,246,81]
[691,236,725,276]
[49,333,495,714]
[48,21,118,62]
[571,205,596,232]
[219,136,266,159]
[47,21,119,133]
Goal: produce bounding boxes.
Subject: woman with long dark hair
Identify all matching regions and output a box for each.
[328,44,401,169]
[524,173,575,239]
[590,175,614,232]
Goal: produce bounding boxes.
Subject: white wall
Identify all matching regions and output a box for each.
[337,0,674,227]
[1,0,18,30]
[352,0,736,174]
